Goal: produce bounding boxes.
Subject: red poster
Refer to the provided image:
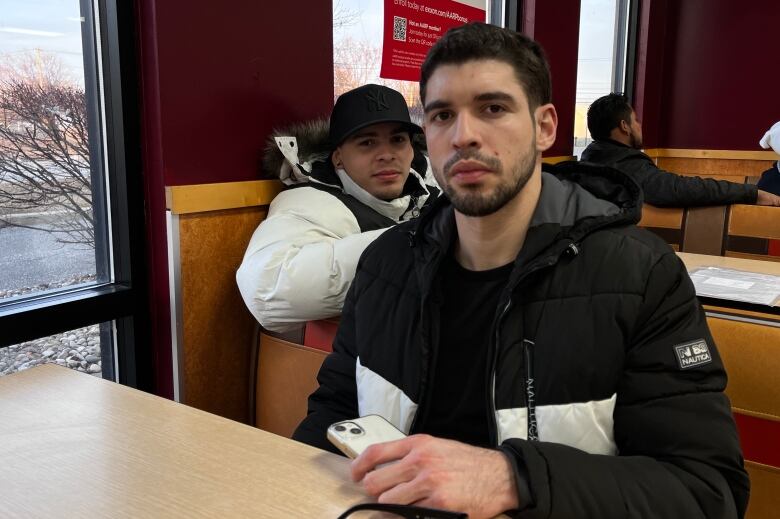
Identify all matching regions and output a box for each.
[380,0,486,82]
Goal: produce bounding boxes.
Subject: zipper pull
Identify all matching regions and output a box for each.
[407,230,416,247]
[564,242,580,258]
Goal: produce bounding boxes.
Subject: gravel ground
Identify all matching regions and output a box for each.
[1,275,103,378]
[0,324,102,377]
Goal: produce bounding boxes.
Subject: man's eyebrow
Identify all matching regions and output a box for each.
[424,92,518,113]
[347,130,379,141]
[474,91,516,103]
[423,99,450,113]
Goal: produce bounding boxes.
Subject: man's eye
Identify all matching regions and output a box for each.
[392,135,409,143]
[358,139,375,146]
[430,111,451,122]
[485,104,505,114]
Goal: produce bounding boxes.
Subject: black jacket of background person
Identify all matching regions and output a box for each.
[757,161,780,196]
[581,138,758,207]
[293,161,749,518]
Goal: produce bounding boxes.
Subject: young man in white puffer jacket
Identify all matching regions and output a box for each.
[236,84,439,333]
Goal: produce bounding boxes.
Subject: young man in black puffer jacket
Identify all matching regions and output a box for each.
[294,23,749,519]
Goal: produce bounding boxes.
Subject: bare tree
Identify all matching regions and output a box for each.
[333,0,361,34]
[0,75,94,247]
[333,37,423,122]
[334,36,384,98]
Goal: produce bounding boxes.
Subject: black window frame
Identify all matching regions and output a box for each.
[0,0,152,390]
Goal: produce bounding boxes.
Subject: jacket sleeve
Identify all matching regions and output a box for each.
[292,277,361,453]
[618,154,758,207]
[502,252,749,519]
[236,188,388,333]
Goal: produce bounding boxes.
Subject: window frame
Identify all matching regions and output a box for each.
[0,0,152,390]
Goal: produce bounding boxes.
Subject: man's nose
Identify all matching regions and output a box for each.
[375,141,395,161]
[451,114,481,149]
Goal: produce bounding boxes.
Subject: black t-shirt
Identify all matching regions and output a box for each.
[418,253,514,447]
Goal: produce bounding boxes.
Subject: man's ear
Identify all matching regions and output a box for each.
[332,148,342,169]
[619,119,631,135]
[535,103,558,152]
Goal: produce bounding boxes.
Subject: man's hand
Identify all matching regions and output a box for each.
[756,189,780,206]
[350,434,519,519]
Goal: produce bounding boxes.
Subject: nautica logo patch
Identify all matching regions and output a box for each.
[674,339,712,369]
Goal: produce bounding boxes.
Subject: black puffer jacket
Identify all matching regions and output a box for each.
[294,162,749,518]
[581,138,757,206]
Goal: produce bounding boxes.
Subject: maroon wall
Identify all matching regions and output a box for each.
[522,0,581,157]
[136,1,334,396]
[636,0,780,150]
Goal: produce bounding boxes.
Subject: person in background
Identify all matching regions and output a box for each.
[582,93,780,207]
[294,22,748,519]
[757,121,780,195]
[236,84,439,333]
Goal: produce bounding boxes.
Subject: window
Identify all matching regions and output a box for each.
[573,0,636,156]
[332,0,423,119]
[332,1,497,123]
[0,1,150,388]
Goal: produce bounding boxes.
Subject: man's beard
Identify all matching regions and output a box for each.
[629,131,643,149]
[438,139,537,217]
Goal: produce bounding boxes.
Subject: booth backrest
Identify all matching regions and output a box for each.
[705,311,780,519]
[165,180,284,422]
[645,148,776,181]
[726,205,780,262]
[639,203,780,259]
[253,331,327,437]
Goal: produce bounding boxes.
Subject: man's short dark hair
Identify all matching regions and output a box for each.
[419,22,551,111]
[587,93,633,141]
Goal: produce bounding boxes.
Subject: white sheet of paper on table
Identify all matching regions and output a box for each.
[689,267,780,306]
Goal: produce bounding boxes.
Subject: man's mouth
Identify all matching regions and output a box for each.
[373,170,402,181]
[448,160,494,184]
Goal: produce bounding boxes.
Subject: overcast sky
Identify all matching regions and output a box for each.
[0,0,86,84]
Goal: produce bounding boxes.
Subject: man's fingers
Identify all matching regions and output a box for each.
[360,456,417,497]
[350,435,418,482]
[376,477,429,506]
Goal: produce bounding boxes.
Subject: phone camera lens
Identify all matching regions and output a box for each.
[350,428,362,435]
[334,425,346,432]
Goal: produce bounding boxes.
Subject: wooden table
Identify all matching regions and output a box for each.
[0,364,365,518]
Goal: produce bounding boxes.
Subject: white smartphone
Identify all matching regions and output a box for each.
[327,415,407,458]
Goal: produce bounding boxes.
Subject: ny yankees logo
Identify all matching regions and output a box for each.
[365,89,389,112]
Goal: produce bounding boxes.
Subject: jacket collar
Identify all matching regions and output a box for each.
[410,161,642,289]
[334,168,433,222]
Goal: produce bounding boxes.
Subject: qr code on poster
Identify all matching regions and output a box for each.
[393,16,407,42]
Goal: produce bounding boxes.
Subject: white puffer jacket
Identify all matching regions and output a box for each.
[236,120,438,333]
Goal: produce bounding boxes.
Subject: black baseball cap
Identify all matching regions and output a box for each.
[329,84,422,146]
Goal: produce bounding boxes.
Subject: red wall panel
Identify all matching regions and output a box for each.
[523,0,581,157]
[136,1,334,396]
[639,0,780,151]
[151,3,334,186]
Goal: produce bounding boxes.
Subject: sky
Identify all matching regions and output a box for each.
[0,0,86,85]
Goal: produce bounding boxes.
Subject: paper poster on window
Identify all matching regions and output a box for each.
[380,0,486,82]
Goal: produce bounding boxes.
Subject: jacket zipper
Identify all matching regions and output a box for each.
[490,248,573,446]
[489,298,513,446]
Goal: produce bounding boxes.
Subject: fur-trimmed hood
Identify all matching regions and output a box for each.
[261,118,432,186]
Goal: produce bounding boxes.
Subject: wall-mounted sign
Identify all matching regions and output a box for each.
[380,0,486,82]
